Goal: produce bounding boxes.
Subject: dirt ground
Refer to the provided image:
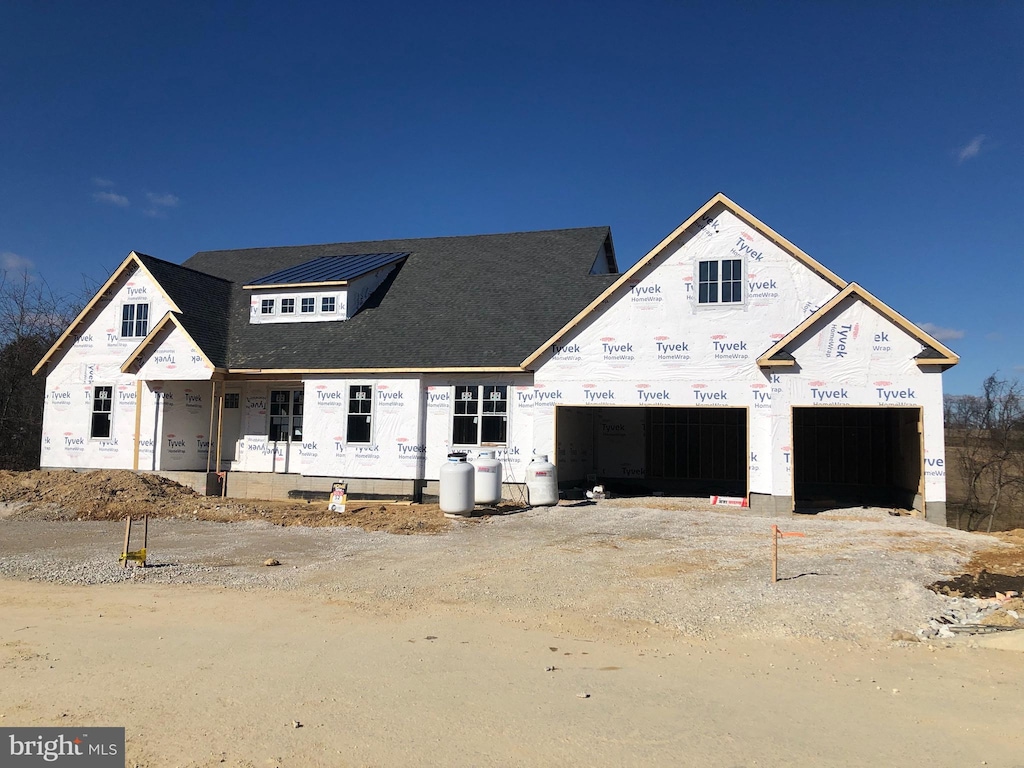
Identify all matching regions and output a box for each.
[0,469,453,533]
[3,470,1024,767]
[927,528,1024,598]
[3,469,1022,575]
[3,581,1023,768]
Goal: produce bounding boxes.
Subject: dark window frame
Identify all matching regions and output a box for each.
[697,258,743,305]
[453,385,508,446]
[91,385,113,439]
[347,385,373,444]
[120,303,150,338]
[268,389,303,442]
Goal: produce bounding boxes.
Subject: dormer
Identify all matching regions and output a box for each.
[244,252,407,325]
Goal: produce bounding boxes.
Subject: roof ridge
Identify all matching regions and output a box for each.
[136,252,233,285]
[189,226,611,257]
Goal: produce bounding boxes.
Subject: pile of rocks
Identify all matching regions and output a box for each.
[917,593,1023,640]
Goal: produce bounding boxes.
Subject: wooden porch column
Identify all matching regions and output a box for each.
[133,379,143,471]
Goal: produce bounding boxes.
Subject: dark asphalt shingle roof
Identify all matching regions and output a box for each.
[246,252,409,286]
[136,254,233,368]
[171,227,617,370]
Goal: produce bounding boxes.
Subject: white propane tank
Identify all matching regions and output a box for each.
[439,452,474,517]
[525,453,559,507]
[470,450,502,505]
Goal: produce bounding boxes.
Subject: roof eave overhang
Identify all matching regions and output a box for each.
[756,357,797,367]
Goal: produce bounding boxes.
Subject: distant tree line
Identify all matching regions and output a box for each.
[0,270,78,470]
[944,375,1024,531]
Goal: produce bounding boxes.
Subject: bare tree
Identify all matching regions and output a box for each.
[0,269,76,469]
[945,375,1024,531]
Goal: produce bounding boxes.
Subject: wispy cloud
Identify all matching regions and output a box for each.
[1,251,34,271]
[90,180,179,216]
[146,192,179,208]
[92,190,130,208]
[919,322,965,341]
[957,135,986,164]
[144,191,180,218]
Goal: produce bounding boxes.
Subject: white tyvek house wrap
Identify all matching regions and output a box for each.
[221,375,537,482]
[41,266,176,469]
[536,206,839,383]
[421,376,534,483]
[533,205,838,497]
[148,381,217,471]
[774,294,946,502]
[134,323,214,381]
[316,378,420,478]
[229,377,423,478]
[532,203,947,504]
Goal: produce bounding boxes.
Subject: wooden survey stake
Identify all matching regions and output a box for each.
[770,524,805,583]
[119,515,148,567]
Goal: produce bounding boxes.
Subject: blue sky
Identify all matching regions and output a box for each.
[1,1,1020,394]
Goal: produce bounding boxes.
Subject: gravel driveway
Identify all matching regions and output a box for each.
[0,498,998,642]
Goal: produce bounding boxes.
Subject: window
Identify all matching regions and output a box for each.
[280,298,295,314]
[224,392,240,409]
[301,297,315,313]
[121,303,149,337]
[347,385,373,443]
[321,296,336,313]
[261,299,275,315]
[269,389,303,442]
[453,385,508,445]
[698,259,743,304]
[91,386,113,438]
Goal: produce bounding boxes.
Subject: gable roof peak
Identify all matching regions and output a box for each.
[519,193,847,368]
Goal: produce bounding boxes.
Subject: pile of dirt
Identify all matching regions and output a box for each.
[0,470,197,513]
[928,528,1024,598]
[929,570,1024,599]
[0,470,450,535]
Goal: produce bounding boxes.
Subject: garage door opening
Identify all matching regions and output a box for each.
[792,407,922,511]
[554,406,747,498]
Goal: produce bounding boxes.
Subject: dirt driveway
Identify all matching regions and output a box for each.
[2,493,1024,766]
